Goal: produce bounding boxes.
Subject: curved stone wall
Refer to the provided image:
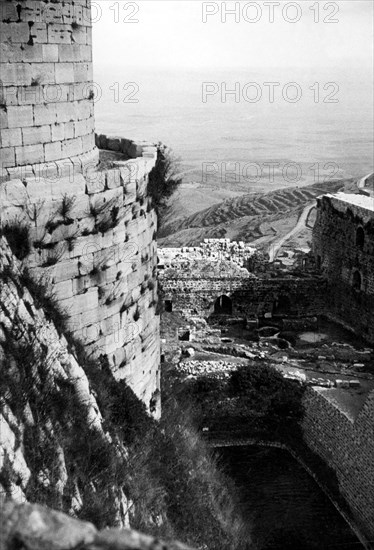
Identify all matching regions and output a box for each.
[0,0,160,413]
[0,142,160,412]
[0,0,98,181]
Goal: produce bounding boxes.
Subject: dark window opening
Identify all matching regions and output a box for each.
[273,295,292,315]
[352,271,362,291]
[214,295,232,315]
[356,227,365,249]
[179,330,190,341]
[165,300,172,312]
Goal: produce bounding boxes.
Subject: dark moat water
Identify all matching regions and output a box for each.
[218,446,363,550]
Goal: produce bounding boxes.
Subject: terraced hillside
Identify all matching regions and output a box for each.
[158,179,358,249]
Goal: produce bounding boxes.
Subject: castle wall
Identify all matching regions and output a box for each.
[160,274,326,319]
[0,140,160,410]
[303,387,374,540]
[0,0,161,412]
[312,194,374,343]
[0,0,98,181]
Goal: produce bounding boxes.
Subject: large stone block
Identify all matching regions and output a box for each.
[0,129,22,148]
[0,22,30,43]
[62,137,83,158]
[15,144,44,166]
[30,62,55,85]
[0,63,32,86]
[44,141,62,162]
[7,105,34,128]
[34,103,57,126]
[22,125,51,146]
[51,123,65,142]
[55,101,77,124]
[42,44,59,63]
[48,24,72,44]
[59,287,98,317]
[50,173,86,200]
[55,62,75,84]
[0,179,27,207]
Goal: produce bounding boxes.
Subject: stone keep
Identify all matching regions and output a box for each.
[312,193,374,344]
[0,0,161,413]
[0,0,98,181]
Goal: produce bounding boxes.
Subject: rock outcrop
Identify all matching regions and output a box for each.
[1,499,194,550]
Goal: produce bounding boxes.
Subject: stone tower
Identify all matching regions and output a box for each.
[0,0,161,414]
[0,0,98,181]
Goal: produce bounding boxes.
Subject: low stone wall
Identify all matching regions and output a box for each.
[1,499,194,550]
[0,137,160,411]
[95,133,156,160]
[302,387,374,541]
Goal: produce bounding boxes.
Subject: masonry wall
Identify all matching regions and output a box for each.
[312,195,374,343]
[0,140,160,410]
[0,0,160,412]
[160,274,326,319]
[0,0,98,181]
[303,388,374,540]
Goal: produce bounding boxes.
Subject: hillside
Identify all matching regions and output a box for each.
[0,234,247,548]
[158,179,358,249]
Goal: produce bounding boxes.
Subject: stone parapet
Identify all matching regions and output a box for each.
[95,132,157,159]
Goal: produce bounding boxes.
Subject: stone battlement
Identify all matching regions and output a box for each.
[323,193,374,219]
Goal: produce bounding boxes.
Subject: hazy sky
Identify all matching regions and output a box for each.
[92,0,373,70]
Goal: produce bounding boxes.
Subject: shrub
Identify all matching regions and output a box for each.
[147,143,182,225]
[58,194,76,220]
[19,269,69,334]
[1,222,30,260]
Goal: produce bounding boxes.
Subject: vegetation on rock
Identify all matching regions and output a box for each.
[147,143,182,225]
[0,257,247,549]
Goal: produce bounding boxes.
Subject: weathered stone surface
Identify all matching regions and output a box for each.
[312,193,374,344]
[303,387,374,542]
[1,499,96,550]
[0,1,97,173]
[0,500,195,550]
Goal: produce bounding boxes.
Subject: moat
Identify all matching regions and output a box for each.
[219,446,363,549]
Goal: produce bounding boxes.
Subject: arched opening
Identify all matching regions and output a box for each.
[179,329,190,341]
[273,295,292,315]
[214,295,232,315]
[356,227,365,249]
[164,300,172,312]
[352,271,362,291]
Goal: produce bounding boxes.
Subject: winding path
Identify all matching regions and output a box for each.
[268,202,316,262]
[357,172,374,189]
